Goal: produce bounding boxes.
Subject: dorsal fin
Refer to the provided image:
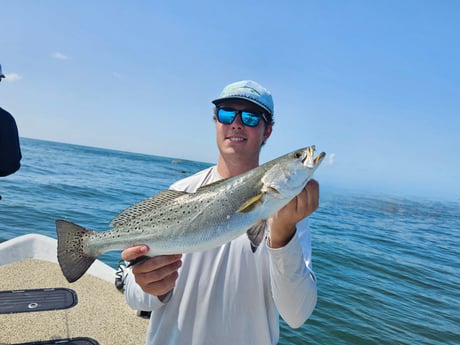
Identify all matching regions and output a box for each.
[195,177,230,192]
[110,190,187,227]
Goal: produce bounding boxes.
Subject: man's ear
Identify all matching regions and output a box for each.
[264,125,273,141]
[261,125,272,146]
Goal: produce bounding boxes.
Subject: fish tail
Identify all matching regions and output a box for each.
[56,219,98,283]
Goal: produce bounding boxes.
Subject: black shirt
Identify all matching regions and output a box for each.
[0,107,22,176]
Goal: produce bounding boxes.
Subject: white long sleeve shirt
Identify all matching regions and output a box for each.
[124,166,317,345]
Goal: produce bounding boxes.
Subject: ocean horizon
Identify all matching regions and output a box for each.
[1,137,459,344]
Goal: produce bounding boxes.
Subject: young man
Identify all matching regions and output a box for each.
[0,64,22,177]
[122,80,319,345]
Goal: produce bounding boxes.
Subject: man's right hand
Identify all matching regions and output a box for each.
[121,245,182,301]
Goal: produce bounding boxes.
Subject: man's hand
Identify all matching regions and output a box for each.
[268,179,319,248]
[122,245,182,301]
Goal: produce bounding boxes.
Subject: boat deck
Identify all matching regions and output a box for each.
[0,259,148,345]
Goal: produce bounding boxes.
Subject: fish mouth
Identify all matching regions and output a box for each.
[314,152,326,165]
[302,146,326,168]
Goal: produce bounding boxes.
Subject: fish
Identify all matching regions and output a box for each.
[56,146,326,283]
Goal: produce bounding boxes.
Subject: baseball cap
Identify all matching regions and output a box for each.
[212,80,274,121]
[0,64,5,79]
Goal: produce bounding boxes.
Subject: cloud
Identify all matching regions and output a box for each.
[3,73,23,82]
[326,153,336,166]
[52,51,69,60]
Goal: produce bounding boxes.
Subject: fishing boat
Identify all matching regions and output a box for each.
[0,234,148,345]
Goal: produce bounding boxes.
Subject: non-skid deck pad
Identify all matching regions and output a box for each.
[12,337,100,345]
[0,288,78,314]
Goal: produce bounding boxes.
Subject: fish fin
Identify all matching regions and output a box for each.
[237,193,264,213]
[247,220,267,252]
[111,190,187,227]
[56,220,98,283]
[195,178,230,192]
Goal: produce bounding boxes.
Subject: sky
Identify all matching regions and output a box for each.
[1,1,459,201]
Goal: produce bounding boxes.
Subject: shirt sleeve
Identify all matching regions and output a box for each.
[268,218,317,328]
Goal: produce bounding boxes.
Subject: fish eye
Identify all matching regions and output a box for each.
[294,151,302,158]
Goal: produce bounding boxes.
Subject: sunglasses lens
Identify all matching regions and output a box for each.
[241,112,260,127]
[217,108,236,124]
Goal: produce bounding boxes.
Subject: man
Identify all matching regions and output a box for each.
[0,64,22,177]
[122,80,319,345]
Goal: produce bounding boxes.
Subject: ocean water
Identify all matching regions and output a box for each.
[1,138,459,345]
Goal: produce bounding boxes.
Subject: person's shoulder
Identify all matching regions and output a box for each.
[170,166,215,192]
[0,107,15,122]
[0,107,12,116]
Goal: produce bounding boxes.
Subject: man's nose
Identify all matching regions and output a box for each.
[232,112,244,128]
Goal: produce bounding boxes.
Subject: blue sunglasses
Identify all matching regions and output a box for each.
[216,107,269,127]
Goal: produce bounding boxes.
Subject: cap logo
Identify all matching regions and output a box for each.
[240,86,261,96]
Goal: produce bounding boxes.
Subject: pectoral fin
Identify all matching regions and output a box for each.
[237,193,264,213]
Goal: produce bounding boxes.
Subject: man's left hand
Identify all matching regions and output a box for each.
[268,179,319,248]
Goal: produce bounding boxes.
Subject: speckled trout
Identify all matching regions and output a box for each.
[56,146,325,283]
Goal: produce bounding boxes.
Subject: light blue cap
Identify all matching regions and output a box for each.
[212,80,274,117]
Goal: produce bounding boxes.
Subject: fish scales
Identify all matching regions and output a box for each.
[56,146,325,282]
[86,171,265,254]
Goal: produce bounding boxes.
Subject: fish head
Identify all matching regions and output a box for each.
[261,146,326,199]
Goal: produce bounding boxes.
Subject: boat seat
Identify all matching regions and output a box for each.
[0,288,77,314]
[0,288,100,344]
[10,337,100,345]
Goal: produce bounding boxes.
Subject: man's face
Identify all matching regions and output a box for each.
[215,99,272,162]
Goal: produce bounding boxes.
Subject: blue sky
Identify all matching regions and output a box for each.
[1,1,459,201]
